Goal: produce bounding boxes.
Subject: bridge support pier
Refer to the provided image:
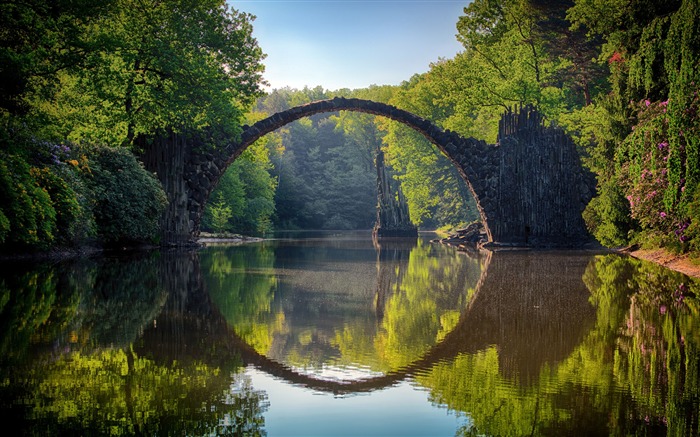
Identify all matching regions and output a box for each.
[139,131,227,246]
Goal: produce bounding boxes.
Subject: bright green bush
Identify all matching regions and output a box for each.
[30,166,82,245]
[203,144,276,236]
[582,177,635,247]
[0,154,57,250]
[84,145,167,245]
[685,190,700,252]
[0,210,10,243]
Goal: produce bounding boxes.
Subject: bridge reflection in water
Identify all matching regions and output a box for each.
[4,237,698,435]
[141,240,597,396]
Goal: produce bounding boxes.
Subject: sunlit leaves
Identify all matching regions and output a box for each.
[42,0,266,147]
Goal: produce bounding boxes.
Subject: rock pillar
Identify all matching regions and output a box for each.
[372,149,418,238]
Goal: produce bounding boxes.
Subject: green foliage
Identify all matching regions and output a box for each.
[263,88,377,230]
[453,0,587,132]
[44,0,266,147]
[203,138,277,236]
[419,253,700,436]
[208,193,234,234]
[0,133,172,251]
[582,178,634,247]
[686,189,700,251]
[84,145,167,245]
[0,265,58,363]
[0,0,113,114]
[205,239,481,372]
[203,245,278,354]
[0,153,56,249]
[0,0,267,253]
[0,210,9,243]
[30,166,81,245]
[378,114,477,228]
[0,255,270,436]
[562,0,700,251]
[254,84,479,231]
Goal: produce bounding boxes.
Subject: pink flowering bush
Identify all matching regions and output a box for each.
[623,160,676,234]
[618,96,697,251]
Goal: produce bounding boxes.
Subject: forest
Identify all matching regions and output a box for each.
[1,0,699,255]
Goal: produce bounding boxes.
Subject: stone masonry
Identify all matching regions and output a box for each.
[146,98,594,247]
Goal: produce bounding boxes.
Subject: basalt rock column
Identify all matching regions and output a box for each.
[373,149,418,238]
[139,131,196,245]
[485,107,596,246]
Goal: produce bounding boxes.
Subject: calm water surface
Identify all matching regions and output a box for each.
[1,231,699,436]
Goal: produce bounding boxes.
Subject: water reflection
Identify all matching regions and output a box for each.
[201,237,484,381]
[0,239,699,436]
[425,253,700,437]
[0,251,268,435]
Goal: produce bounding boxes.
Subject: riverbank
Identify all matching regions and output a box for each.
[622,247,700,279]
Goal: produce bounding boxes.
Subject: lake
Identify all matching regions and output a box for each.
[1,231,699,436]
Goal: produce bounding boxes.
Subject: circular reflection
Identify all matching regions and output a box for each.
[202,235,485,382]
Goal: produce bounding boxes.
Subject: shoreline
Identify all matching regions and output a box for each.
[621,247,700,279]
[2,233,699,280]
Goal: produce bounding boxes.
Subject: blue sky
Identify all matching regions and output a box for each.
[232,1,468,91]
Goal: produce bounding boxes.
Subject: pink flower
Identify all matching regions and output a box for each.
[609,52,625,64]
[645,99,651,107]
[660,100,668,107]
[660,212,667,218]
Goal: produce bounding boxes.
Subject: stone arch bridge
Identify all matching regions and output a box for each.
[141,98,594,247]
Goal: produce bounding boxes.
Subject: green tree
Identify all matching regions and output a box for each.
[203,133,277,236]
[0,153,56,249]
[208,193,234,234]
[0,0,113,115]
[264,88,377,230]
[53,0,265,147]
[565,0,700,250]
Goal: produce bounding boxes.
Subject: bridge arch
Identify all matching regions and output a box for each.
[145,98,593,247]
[187,97,494,241]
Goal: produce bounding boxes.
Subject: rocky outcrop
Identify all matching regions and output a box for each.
[432,222,488,250]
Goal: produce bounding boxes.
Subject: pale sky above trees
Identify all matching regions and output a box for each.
[234,0,467,90]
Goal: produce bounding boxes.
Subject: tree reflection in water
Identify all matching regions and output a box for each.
[423,253,700,437]
[0,242,699,436]
[0,251,268,436]
[204,238,484,376]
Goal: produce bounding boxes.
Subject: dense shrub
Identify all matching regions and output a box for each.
[30,166,81,245]
[582,178,634,247]
[202,146,276,236]
[84,145,167,246]
[617,95,699,251]
[0,154,57,250]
